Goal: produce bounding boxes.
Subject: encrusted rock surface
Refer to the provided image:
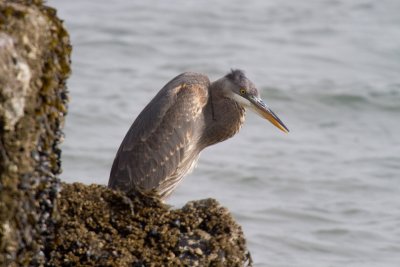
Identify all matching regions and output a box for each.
[0,0,70,265]
[50,183,252,266]
[0,1,252,266]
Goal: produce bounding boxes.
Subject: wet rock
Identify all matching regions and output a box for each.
[0,1,252,266]
[50,183,252,266]
[0,0,70,266]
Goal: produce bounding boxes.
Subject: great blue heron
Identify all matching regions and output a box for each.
[109,70,289,199]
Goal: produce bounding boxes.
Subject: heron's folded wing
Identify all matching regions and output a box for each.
[109,72,210,192]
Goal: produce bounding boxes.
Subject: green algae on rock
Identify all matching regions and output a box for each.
[0,0,71,265]
[50,183,252,266]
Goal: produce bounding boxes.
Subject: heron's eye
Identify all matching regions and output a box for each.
[240,88,246,95]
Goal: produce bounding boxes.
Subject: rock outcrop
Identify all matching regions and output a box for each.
[0,1,252,266]
[0,0,70,265]
[50,183,251,266]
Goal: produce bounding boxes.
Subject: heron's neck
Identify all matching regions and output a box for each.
[201,81,246,147]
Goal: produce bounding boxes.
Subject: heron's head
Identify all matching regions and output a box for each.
[223,69,289,133]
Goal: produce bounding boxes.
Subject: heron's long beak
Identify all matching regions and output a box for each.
[248,95,289,133]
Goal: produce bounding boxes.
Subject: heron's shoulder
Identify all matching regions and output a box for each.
[170,72,210,88]
[178,71,210,80]
[159,72,210,102]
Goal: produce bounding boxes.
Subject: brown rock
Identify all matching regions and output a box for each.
[0,0,70,265]
[50,183,252,266]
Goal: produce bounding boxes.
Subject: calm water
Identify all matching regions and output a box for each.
[48,1,400,266]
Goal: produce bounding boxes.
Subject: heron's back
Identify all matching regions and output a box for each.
[108,72,210,199]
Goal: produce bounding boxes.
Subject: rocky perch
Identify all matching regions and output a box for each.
[0,1,252,266]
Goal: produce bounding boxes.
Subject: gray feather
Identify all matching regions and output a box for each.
[109,72,210,196]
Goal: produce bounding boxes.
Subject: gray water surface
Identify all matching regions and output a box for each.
[48,1,400,266]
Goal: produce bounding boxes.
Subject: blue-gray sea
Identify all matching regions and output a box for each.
[48,1,400,266]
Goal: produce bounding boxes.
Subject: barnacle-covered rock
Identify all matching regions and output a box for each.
[0,0,70,265]
[50,183,252,266]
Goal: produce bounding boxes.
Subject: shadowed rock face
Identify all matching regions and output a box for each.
[0,1,252,266]
[0,0,70,265]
